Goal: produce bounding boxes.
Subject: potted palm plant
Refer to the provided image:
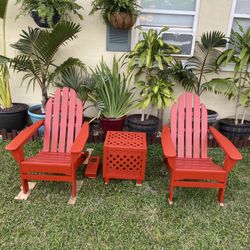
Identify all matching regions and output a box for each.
[126,27,179,135]
[167,31,227,126]
[90,0,140,30]
[1,21,86,130]
[0,0,28,132]
[215,24,250,140]
[16,0,83,28]
[88,56,135,135]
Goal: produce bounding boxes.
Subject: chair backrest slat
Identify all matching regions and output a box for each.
[177,95,185,157]
[75,99,83,140]
[185,92,193,158]
[43,99,53,152]
[43,87,83,153]
[58,88,69,153]
[193,95,201,158]
[170,104,177,150]
[50,89,61,152]
[170,92,208,159]
[201,104,208,158]
[66,89,77,153]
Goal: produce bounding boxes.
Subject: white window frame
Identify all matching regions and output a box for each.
[222,0,250,72]
[134,0,201,57]
[226,0,250,38]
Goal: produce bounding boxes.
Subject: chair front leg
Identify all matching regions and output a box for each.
[21,177,29,194]
[168,170,174,205]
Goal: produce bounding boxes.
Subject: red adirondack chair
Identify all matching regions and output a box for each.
[6,87,89,198]
[161,92,242,205]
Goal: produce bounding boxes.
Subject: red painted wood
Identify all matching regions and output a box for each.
[5,87,90,198]
[5,120,44,151]
[103,131,147,184]
[185,92,193,158]
[66,89,76,153]
[177,94,185,157]
[170,104,177,150]
[58,87,69,153]
[162,126,176,158]
[193,95,200,158]
[209,127,242,162]
[162,92,242,204]
[22,174,71,182]
[51,89,61,152]
[43,99,53,152]
[71,122,89,154]
[85,156,100,178]
[75,99,83,140]
[174,181,224,188]
[201,104,208,158]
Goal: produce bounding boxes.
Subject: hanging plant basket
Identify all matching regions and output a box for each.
[30,10,61,28]
[108,12,137,30]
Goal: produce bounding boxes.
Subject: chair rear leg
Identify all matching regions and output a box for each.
[218,188,226,206]
[21,179,29,194]
[168,173,174,205]
[71,175,77,198]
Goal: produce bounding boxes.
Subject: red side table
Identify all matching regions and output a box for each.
[103,131,147,185]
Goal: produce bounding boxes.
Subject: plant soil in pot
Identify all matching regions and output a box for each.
[28,104,45,133]
[218,118,250,140]
[0,103,28,131]
[100,116,126,136]
[108,12,136,29]
[30,10,61,28]
[127,114,159,135]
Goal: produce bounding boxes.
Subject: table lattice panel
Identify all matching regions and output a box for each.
[106,151,143,177]
[105,131,146,149]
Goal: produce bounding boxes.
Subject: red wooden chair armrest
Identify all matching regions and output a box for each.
[5,120,44,152]
[209,127,242,161]
[161,125,176,158]
[71,122,89,154]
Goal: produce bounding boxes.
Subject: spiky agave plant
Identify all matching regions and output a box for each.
[89,56,135,119]
[0,0,12,109]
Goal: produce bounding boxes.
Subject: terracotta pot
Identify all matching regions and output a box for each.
[100,116,126,136]
[108,12,137,30]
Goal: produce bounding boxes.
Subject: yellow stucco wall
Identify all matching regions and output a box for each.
[1,0,249,121]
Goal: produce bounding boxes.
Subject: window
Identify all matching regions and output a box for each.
[136,0,201,56]
[227,0,250,36]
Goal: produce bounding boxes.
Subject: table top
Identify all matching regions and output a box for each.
[104,131,147,150]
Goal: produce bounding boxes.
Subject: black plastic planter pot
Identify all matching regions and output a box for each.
[0,103,28,131]
[30,10,61,28]
[127,114,159,135]
[207,109,218,127]
[218,118,250,140]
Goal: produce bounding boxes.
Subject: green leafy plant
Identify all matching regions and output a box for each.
[16,0,83,27]
[90,0,140,23]
[0,21,86,110]
[0,0,12,109]
[167,31,227,96]
[89,56,135,119]
[216,24,250,125]
[126,27,180,121]
[55,67,96,109]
